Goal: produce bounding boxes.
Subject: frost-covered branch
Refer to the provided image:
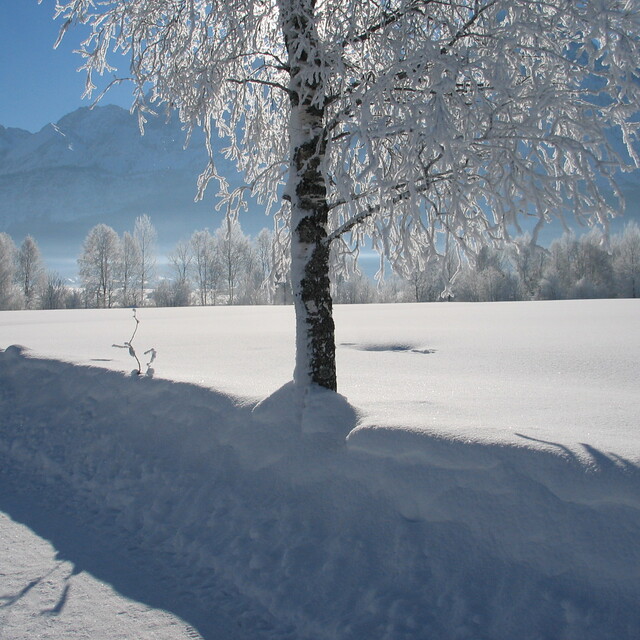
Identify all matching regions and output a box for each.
[112,308,141,374]
[112,308,156,377]
[342,0,438,48]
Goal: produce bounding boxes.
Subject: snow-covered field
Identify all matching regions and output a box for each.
[1,300,639,639]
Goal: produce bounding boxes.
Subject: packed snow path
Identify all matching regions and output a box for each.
[1,300,639,639]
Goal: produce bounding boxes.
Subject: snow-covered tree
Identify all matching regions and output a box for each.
[190,229,221,305]
[538,231,614,300]
[152,278,192,307]
[39,272,69,310]
[120,231,142,307]
[133,214,157,305]
[333,268,377,304]
[216,220,252,305]
[169,239,193,289]
[572,230,614,299]
[55,0,640,391]
[17,235,44,309]
[165,239,194,306]
[613,221,640,298]
[507,235,548,300]
[538,234,575,300]
[255,228,276,303]
[454,245,518,301]
[0,233,20,310]
[65,288,84,309]
[256,229,275,283]
[78,224,122,308]
[403,261,445,303]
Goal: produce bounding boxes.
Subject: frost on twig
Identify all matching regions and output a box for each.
[144,348,157,378]
[113,308,157,377]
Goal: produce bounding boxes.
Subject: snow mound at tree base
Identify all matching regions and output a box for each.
[252,381,357,444]
[1,346,639,640]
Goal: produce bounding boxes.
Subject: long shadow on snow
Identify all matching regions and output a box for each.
[0,346,314,640]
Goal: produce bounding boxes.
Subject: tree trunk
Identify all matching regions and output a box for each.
[282,0,337,391]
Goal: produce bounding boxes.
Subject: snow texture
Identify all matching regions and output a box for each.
[0,299,639,639]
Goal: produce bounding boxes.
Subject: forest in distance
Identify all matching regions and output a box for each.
[1,215,639,311]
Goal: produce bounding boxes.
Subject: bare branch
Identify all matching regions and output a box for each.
[226,76,294,97]
[342,0,437,48]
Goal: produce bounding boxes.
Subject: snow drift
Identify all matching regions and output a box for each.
[0,300,639,639]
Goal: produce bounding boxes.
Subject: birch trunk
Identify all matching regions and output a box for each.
[282,0,337,392]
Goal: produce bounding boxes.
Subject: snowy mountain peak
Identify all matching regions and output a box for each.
[0,104,211,178]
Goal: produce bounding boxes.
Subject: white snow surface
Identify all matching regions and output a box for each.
[1,299,639,639]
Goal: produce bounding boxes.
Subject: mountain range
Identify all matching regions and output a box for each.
[1,104,638,279]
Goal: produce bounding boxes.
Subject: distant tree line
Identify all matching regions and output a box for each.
[0,232,71,310]
[334,223,640,303]
[0,219,638,311]
[0,215,280,310]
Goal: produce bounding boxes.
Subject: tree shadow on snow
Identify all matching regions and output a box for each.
[1,346,639,640]
[0,347,337,639]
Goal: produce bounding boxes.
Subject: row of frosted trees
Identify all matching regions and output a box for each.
[0,215,158,311]
[78,215,159,308]
[1,220,638,311]
[86,219,639,307]
[77,216,278,308]
[384,224,640,304]
[0,216,277,310]
[159,223,276,307]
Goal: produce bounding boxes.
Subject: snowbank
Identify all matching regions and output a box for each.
[1,300,639,639]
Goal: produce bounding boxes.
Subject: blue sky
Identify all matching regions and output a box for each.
[0,1,132,132]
